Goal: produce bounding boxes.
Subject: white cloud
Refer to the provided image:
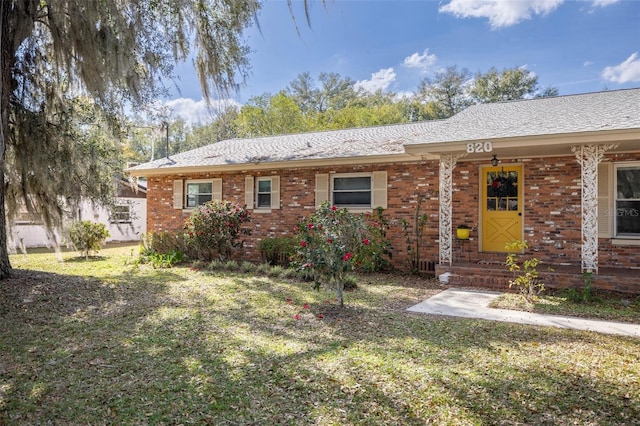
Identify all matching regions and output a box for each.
[601,52,640,83]
[592,0,620,7]
[583,60,594,67]
[403,49,438,72]
[354,68,397,93]
[439,0,564,29]
[164,98,240,126]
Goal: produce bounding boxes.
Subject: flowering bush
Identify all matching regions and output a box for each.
[355,207,393,272]
[68,221,110,260]
[295,201,379,306]
[183,200,251,261]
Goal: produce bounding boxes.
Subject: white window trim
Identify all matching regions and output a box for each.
[613,161,640,239]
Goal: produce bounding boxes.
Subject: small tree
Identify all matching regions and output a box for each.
[400,189,429,274]
[68,221,110,260]
[295,202,370,307]
[505,240,547,302]
[183,200,251,261]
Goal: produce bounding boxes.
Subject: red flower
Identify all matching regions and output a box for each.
[317,314,324,319]
[342,252,352,261]
[327,238,333,244]
[307,223,314,229]
[373,222,379,227]
[300,241,307,247]
[294,314,300,320]
[363,239,370,245]
[331,205,337,211]
[303,304,309,309]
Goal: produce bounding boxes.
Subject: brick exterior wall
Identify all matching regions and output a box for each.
[146,152,640,275]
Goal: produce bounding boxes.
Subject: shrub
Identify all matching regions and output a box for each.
[208,260,225,271]
[183,200,251,261]
[294,201,369,307]
[148,250,184,268]
[239,261,255,273]
[505,240,549,302]
[223,260,239,271]
[256,263,273,276]
[142,231,189,256]
[356,207,393,272]
[68,221,110,260]
[563,272,598,304]
[257,236,297,266]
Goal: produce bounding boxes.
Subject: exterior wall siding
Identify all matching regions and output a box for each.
[146,152,640,272]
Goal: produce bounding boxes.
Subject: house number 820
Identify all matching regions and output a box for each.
[466,141,493,153]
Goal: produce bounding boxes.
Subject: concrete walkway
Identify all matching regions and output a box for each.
[407,288,640,338]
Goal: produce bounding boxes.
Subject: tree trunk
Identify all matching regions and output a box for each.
[0,169,11,278]
[335,276,344,308]
[0,2,21,279]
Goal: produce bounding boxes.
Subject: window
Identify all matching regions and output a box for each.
[174,179,222,210]
[315,172,387,210]
[110,205,131,223]
[186,181,213,208]
[332,174,372,208]
[615,164,640,237]
[244,175,280,210]
[256,178,272,208]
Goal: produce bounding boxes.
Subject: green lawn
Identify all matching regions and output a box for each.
[1,244,639,425]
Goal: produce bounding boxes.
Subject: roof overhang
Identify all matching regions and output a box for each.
[126,152,438,177]
[404,129,640,161]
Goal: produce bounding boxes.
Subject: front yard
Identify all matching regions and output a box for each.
[1,245,639,425]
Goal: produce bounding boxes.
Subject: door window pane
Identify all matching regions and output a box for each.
[486,170,518,211]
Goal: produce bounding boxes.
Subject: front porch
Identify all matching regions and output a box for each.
[435,262,640,294]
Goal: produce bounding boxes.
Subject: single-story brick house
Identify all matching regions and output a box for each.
[129,88,640,293]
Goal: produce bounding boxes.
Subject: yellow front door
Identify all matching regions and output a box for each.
[481,165,523,252]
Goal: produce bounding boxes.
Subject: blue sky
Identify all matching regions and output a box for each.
[164,0,640,124]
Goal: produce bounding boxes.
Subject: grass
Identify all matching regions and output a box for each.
[490,291,640,323]
[1,244,639,425]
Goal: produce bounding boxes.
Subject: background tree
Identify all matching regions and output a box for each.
[470,67,540,103]
[186,107,240,148]
[417,65,473,118]
[235,92,306,137]
[287,72,319,115]
[0,0,261,278]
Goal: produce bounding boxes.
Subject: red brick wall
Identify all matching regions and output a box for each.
[146,152,640,270]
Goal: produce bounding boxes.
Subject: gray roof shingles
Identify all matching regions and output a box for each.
[129,88,640,172]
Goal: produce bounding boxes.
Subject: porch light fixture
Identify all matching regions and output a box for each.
[491,155,499,167]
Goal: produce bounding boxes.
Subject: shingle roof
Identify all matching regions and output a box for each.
[405,87,640,145]
[129,120,439,172]
[128,88,640,173]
